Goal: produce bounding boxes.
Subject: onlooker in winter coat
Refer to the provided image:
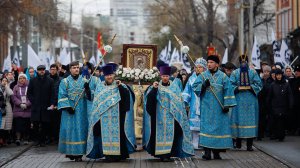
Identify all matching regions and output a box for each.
[12,74,31,146]
[27,65,55,146]
[268,69,293,141]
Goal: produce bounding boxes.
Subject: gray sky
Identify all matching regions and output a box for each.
[58,0,110,27]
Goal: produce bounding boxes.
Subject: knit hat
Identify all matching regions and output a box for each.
[18,73,27,80]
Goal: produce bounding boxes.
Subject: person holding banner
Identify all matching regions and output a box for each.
[230,55,262,151]
[192,54,236,160]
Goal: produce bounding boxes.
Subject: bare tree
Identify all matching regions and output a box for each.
[147,0,275,62]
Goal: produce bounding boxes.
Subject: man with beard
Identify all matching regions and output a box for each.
[57,61,89,161]
[144,65,194,161]
[86,65,136,162]
[27,65,55,147]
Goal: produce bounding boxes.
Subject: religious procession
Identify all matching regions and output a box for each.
[1,0,300,168]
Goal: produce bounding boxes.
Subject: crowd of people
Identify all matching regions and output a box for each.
[0,52,299,162]
[0,62,103,147]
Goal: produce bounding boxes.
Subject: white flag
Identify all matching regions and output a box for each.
[278,40,290,67]
[159,46,168,63]
[39,51,51,70]
[271,29,276,42]
[28,45,43,69]
[272,29,281,65]
[2,53,12,72]
[251,36,261,69]
[166,40,172,62]
[222,48,228,64]
[181,53,191,73]
[50,56,55,66]
[59,48,71,65]
[169,48,180,65]
[12,52,20,67]
[89,56,96,66]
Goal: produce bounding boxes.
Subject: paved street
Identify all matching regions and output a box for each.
[254,136,300,168]
[1,144,291,168]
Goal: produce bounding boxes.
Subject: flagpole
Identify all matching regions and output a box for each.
[173,34,224,109]
[290,56,299,67]
[73,34,117,110]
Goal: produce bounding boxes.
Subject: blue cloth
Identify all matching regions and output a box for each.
[192,69,236,149]
[170,77,183,91]
[182,72,201,131]
[86,82,135,159]
[87,76,99,116]
[57,75,88,155]
[230,68,262,138]
[143,80,194,158]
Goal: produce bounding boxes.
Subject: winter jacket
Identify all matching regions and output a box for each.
[268,79,293,116]
[27,75,54,122]
[12,82,31,118]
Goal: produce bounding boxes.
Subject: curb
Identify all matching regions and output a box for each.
[254,143,296,168]
[0,143,34,167]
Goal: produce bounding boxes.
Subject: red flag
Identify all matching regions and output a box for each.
[97,32,106,55]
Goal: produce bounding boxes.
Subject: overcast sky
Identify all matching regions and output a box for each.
[58,0,110,27]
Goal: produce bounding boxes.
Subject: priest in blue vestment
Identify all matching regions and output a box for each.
[86,65,136,162]
[182,58,207,149]
[230,55,262,151]
[143,65,194,162]
[58,61,89,162]
[192,55,236,160]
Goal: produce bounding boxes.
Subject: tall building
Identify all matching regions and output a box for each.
[110,0,152,45]
[276,0,293,39]
[276,0,300,62]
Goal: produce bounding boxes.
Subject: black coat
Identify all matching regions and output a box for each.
[49,74,62,106]
[290,77,300,108]
[27,75,55,122]
[268,80,293,116]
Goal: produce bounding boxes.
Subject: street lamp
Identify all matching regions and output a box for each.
[81,1,102,60]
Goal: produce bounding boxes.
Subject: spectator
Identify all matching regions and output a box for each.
[27,65,55,147]
[12,74,31,146]
[25,67,37,80]
[258,65,273,140]
[49,64,62,143]
[0,77,13,146]
[290,64,300,135]
[268,69,293,141]
[285,67,294,79]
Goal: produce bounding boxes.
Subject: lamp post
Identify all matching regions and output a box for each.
[81,2,101,61]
